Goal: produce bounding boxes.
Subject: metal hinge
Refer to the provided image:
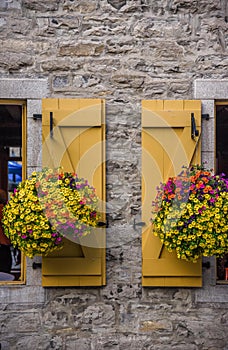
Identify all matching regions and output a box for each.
[202,114,210,120]
[33,114,42,120]
[97,221,109,228]
[32,262,42,269]
[202,261,211,269]
[33,113,53,138]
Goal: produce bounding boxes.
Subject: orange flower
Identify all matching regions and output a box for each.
[168,194,175,200]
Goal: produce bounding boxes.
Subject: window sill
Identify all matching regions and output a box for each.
[216,280,228,285]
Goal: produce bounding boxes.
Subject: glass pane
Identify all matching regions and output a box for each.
[0,104,22,282]
[216,104,228,282]
[8,161,22,192]
[216,105,228,175]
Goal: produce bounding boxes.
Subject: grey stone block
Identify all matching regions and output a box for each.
[0,79,48,99]
[194,79,228,99]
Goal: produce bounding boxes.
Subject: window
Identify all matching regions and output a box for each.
[216,101,228,284]
[0,100,26,284]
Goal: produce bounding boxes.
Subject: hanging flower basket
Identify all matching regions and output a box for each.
[2,168,100,258]
[152,165,228,262]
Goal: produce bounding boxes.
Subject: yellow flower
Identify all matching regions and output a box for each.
[2,168,99,258]
[178,221,184,226]
[152,165,228,262]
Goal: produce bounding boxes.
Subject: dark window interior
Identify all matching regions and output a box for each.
[0,104,22,282]
[216,105,228,176]
[0,105,22,193]
[216,104,228,282]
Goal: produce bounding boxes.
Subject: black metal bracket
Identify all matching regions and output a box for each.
[202,261,210,269]
[202,114,210,120]
[97,221,109,228]
[191,113,199,140]
[97,213,109,228]
[32,262,42,269]
[33,114,42,120]
[133,219,146,230]
[50,112,53,138]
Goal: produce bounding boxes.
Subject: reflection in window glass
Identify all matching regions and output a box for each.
[8,161,22,192]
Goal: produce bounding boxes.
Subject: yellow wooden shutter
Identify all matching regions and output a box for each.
[42,98,106,287]
[142,100,202,287]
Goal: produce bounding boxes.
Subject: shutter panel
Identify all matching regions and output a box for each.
[142,100,202,287]
[42,98,106,287]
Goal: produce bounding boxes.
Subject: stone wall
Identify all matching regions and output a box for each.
[0,1,228,349]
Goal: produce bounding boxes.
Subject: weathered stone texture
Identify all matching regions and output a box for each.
[59,43,105,57]
[22,0,60,12]
[0,0,228,349]
[63,1,98,13]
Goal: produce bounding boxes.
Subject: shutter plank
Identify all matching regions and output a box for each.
[42,257,101,275]
[143,259,201,276]
[42,276,103,287]
[143,277,202,287]
[142,110,190,127]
